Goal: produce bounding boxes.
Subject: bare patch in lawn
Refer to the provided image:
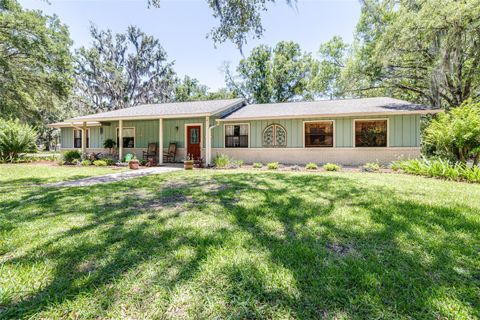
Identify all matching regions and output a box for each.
[326,242,358,257]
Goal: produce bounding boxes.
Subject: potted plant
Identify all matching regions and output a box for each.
[128,156,140,170]
[183,154,194,170]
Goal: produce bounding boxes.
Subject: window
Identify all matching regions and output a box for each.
[116,127,135,148]
[225,124,248,148]
[73,129,89,148]
[263,124,287,147]
[304,121,334,147]
[355,120,387,147]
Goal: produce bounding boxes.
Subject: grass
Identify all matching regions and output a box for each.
[1,165,479,319]
[0,164,126,188]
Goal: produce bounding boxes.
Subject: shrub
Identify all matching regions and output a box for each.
[139,159,148,166]
[103,138,116,153]
[235,159,244,167]
[305,162,318,170]
[323,163,341,171]
[63,150,82,164]
[0,119,37,160]
[362,162,381,172]
[105,158,117,166]
[81,159,91,166]
[267,162,279,170]
[391,157,480,183]
[253,162,263,169]
[72,159,80,165]
[214,154,230,168]
[93,160,107,166]
[424,100,480,165]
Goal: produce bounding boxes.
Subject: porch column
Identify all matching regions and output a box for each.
[158,118,163,164]
[81,121,87,156]
[118,119,123,161]
[205,116,211,165]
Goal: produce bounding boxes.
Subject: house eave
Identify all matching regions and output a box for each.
[218,109,443,121]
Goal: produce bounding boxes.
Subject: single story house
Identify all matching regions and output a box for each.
[49,97,441,165]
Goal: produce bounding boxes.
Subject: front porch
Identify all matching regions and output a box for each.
[58,116,216,165]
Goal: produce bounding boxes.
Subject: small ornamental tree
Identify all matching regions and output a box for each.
[424,100,480,165]
[103,138,116,154]
[0,119,37,160]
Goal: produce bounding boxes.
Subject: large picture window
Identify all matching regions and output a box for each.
[73,129,89,148]
[263,124,287,147]
[304,121,334,147]
[116,127,135,148]
[355,120,387,147]
[225,124,248,148]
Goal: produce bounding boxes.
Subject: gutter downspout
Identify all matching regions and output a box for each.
[207,119,220,167]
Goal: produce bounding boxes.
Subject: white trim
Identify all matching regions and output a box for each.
[159,118,163,164]
[73,128,90,149]
[223,123,250,148]
[48,121,102,128]
[116,126,136,149]
[353,118,389,148]
[302,120,336,148]
[184,123,203,159]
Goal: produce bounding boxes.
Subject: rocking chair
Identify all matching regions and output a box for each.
[142,142,158,161]
[163,143,177,163]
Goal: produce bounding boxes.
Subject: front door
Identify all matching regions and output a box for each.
[186,125,201,160]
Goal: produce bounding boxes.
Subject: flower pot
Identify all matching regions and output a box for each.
[184,160,194,170]
[129,160,140,170]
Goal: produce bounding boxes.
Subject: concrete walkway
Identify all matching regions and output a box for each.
[46,166,182,187]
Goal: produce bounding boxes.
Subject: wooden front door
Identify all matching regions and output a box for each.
[186,125,201,160]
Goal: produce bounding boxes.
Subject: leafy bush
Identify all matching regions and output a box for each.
[424,100,480,165]
[72,159,80,165]
[103,138,116,153]
[392,157,480,183]
[235,159,244,167]
[362,162,381,172]
[81,159,91,166]
[323,163,341,171]
[267,162,279,170]
[93,160,107,166]
[63,150,82,164]
[105,158,117,166]
[139,159,148,166]
[0,119,37,160]
[214,154,231,168]
[305,162,318,170]
[253,162,263,168]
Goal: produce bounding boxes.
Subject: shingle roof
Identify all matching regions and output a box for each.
[221,97,440,120]
[66,98,245,121]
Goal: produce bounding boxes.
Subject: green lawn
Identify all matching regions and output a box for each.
[1,165,479,319]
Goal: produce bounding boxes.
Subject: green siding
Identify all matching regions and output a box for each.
[60,127,73,148]
[163,117,206,148]
[214,114,421,148]
[61,114,421,150]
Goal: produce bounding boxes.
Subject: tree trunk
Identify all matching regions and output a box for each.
[458,148,466,163]
[473,154,480,167]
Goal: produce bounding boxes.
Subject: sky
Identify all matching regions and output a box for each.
[19,0,361,91]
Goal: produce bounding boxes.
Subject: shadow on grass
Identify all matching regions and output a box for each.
[1,172,479,318]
